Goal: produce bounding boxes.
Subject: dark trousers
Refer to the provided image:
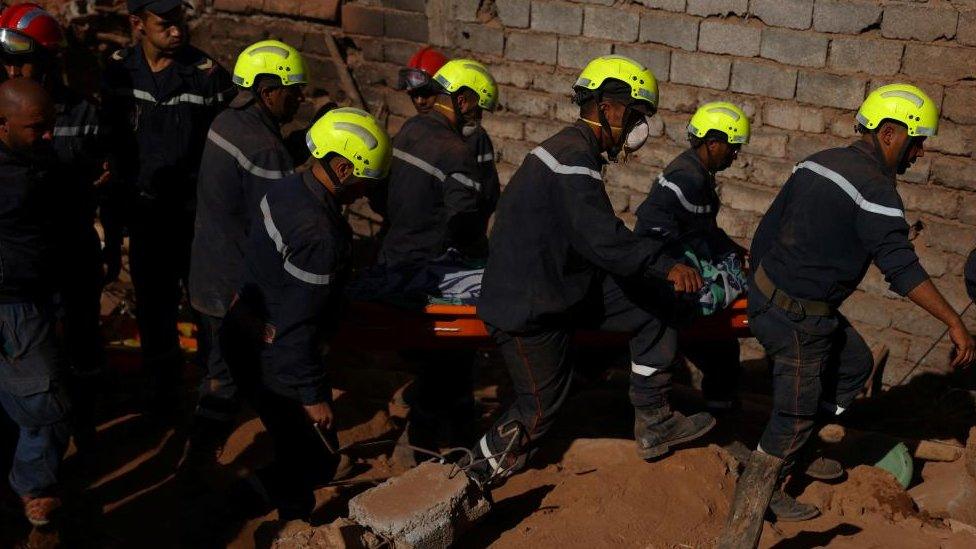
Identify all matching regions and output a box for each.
[128,204,194,395]
[0,301,71,497]
[748,285,872,467]
[194,313,238,422]
[220,305,338,519]
[476,276,671,471]
[682,336,742,406]
[60,247,106,441]
[399,348,477,456]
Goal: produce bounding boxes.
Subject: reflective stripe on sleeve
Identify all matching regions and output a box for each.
[260,195,332,286]
[530,146,602,181]
[631,362,659,376]
[393,148,446,181]
[53,124,100,137]
[657,175,712,214]
[451,173,482,192]
[795,161,905,218]
[208,129,293,180]
[110,87,226,106]
[477,153,493,163]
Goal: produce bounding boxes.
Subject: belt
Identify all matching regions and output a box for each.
[753,265,833,317]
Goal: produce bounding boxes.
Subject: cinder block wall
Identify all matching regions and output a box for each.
[191,0,976,385]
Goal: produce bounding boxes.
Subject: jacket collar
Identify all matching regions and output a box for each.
[301,170,341,213]
[572,119,604,164]
[850,139,896,179]
[423,108,457,133]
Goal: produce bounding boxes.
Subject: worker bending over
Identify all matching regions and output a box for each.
[186,39,307,465]
[736,84,975,522]
[219,109,391,521]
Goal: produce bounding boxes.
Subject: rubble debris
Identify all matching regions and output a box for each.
[348,461,490,548]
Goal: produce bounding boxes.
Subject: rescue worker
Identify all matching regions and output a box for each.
[0,78,68,527]
[735,84,976,521]
[101,0,233,418]
[0,3,107,451]
[634,102,749,413]
[397,46,498,206]
[186,39,306,462]
[466,55,712,485]
[379,57,498,265]
[219,108,390,520]
[379,58,499,463]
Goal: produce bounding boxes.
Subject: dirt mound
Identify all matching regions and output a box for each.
[465,440,737,548]
[805,465,917,520]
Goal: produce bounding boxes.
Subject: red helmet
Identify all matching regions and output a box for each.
[0,3,66,55]
[398,46,448,92]
[407,46,447,75]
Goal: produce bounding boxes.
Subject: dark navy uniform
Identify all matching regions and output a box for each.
[221,171,347,518]
[474,121,679,471]
[0,141,71,499]
[50,86,108,444]
[749,139,928,467]
[51,88,105,368]
[468,125,500,254]
[378,110,485,266]
[189,96,294,420]
[634,147,742,408]
[101,44,232,400]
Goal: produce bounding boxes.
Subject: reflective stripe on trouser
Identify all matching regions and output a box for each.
[747,285,872,467]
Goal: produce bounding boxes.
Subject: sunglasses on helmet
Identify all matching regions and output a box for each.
[0,29,35,55]
[398,67,435,92]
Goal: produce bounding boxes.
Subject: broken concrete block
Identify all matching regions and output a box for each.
[348,462,490,548]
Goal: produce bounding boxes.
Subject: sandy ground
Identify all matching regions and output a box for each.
[2,344,976,548]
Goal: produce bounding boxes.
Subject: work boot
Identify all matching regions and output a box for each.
[634,405,716,461]
[803,456,843,480]
[768,489,820,522]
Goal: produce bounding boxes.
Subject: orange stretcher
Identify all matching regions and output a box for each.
[104,297,750,373]
[332,296,751,351]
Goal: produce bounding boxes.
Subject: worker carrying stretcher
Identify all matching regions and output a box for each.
[463,55,718,487]
[633,101,751,414]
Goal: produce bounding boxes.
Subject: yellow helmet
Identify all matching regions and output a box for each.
[432,59,498,111]
[574,55,658,111]
[233,40,308,88]
[306,108,392,180]
[688,102,750,144]
[856,83,939,137]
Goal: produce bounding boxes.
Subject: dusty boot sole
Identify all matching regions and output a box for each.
[767,506,821,522]
[637,415,718,461]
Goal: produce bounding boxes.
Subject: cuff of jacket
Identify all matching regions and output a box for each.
[296,383,331,406]
[644,253,679,281]
[889,263,930,297]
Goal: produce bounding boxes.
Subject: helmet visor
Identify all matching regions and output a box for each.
[398,68,432,91]
[0,29,35,55]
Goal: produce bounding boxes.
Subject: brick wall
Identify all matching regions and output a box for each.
[189,0,976,385]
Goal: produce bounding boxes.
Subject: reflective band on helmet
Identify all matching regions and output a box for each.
[636,87,657,103]
[334,121,378,150]
[249,45,290,58]
[0,29,33,54]
[880,89,924,108]
[287,73,305,83]
[15,8,45,31]
[708,106,741,120]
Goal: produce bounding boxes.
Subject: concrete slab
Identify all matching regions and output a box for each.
[348,462,490,548]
